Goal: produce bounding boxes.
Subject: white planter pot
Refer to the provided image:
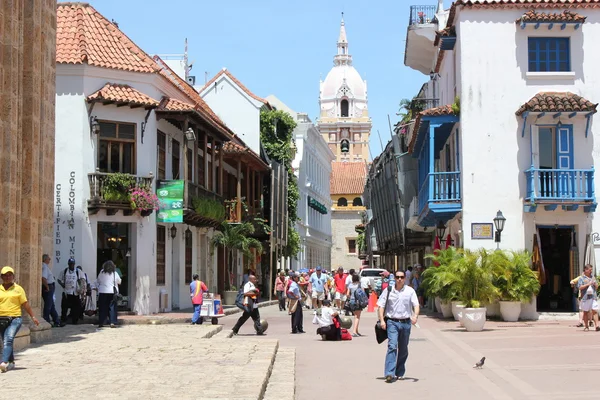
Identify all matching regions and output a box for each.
[500,301,522,322]
[462,308,487,332]
[455,305,465,327]
[435,297,442,313]
[440,301,453,319]
[451,301,463,321]
[520,296,539,321]
[484,300,500,317]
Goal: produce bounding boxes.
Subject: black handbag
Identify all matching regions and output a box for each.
[374,286,392,344]
[0,317,13,330]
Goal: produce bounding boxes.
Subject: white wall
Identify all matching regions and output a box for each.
[331,211,362,269]
[201,75,262,155]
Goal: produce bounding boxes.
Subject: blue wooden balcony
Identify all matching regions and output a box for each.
[525,167,596,212]
[417,172,462,226]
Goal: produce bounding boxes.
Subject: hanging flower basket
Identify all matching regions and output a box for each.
[130,186,161,215]
[140,209,153,217]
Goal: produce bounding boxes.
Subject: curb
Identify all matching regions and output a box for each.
[262,347,296,400]
[118,300,279,325]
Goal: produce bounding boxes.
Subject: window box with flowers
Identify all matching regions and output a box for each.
[130,186,161,216]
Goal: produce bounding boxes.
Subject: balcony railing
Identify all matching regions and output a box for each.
[225,197,264,223]
[88,171,153,211]
[408,5,437,26]
[418,172,461,213]
[410,98,439,114]
[525,168,595,202]
[185,181,220,208]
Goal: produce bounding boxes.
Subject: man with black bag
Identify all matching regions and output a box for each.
[231,275,264,335]
[376,271,419,383]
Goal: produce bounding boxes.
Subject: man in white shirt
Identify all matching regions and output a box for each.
[41,254,62,327]
[58,258,83,325]
[231,275,264,335]
[377,270,420,383]
[314,299,340,341]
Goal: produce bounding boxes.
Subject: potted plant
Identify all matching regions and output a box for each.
[455,249,498,332]
[423,247,462,319]
[210,221,262,305]
[102,173,135,202]
[492,250,541,322]
[129,186,161,216]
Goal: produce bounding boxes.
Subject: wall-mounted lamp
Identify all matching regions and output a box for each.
[90,116,101,135]
[493,210,506,249]
[436,221,446,243]
[170,224,177,239]
[185,127,196,142]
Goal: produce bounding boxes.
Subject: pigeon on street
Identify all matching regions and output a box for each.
[473,357,485,369]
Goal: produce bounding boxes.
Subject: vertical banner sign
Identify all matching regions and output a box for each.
[156,180,184,223]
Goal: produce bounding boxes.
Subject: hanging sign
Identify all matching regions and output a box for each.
[156,180,184,223]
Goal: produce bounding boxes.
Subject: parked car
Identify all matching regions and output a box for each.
[358,268,387,291]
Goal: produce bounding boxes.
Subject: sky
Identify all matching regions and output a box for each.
[82,0,453,159]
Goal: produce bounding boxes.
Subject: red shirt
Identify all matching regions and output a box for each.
[334,273,347,293]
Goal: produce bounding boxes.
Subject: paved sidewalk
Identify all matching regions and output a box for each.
[7,324,278,400]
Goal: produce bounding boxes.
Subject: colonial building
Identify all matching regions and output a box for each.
[54,3,259,313]
[318,17,370,270]
[401,0,600,312]
[267,96,335,271]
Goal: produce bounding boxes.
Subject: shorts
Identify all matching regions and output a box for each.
[312,291,325,300]
[580,297,599,312]
[335,292,347,302]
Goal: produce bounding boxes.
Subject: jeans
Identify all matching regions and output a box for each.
[232,307,262,334]
[42,283,60,325]
[98,293,118,326]
[291,301,304,332]
[276,291,285,311]
[1,317,22,363]
[384,319,412,377]
[192,304,202,324]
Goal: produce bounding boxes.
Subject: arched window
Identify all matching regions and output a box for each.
[341,99,349,117]
[337,197,348,207]
[352,197,363,207]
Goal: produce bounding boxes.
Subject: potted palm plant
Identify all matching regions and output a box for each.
[210,221,262,305]
[492,250,540,322]
[423,247,462,319]
[454,249,499,332]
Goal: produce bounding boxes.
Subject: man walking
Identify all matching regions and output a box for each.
[309,266,327,309]
[57,258,82,324]
[190,274,208,325]
[377,270,419,382]
[41,254,63,327]
[232,275,264,335]
[333,267,348,310]
[288,272,304,334]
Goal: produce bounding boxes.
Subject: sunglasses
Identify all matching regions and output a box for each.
[395,275,405,279]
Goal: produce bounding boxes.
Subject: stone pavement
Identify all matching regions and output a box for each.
[6,323,279,400]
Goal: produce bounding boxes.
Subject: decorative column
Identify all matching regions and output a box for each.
[0,0,56,345]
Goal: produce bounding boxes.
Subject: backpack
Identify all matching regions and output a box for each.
[354,287,369,309]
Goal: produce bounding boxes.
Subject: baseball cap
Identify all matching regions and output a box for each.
[68,258,75,264]
[316,266,322,271]
[1,266,15,275]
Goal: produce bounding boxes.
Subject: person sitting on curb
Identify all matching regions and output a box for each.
[313,299,341,341]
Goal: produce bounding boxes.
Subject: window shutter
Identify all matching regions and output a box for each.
[531,125,539,168]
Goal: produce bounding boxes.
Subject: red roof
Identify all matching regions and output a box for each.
[515,92,597,116]
[516,9,587,23]
[157,97,196,112]
[200,68,271,107]
[330,162,367,195]
[409,105,458,153]
[87,83,159,108]
[57,3,158,73]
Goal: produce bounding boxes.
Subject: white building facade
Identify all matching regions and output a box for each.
[404,0,600,312]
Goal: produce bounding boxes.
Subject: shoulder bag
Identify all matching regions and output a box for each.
[112,272,122,304]
[374,286,392,344]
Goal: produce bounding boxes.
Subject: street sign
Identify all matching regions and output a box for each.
[156,180,184,223]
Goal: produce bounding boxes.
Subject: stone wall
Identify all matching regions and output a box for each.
[0,0,56,344]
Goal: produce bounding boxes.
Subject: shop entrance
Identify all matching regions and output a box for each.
[537,226,576,312]
[97,222,131,310]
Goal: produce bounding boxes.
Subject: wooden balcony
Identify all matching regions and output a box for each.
[88,171,154,216]
[417,171,461,227]
[525,168,596,212]
[184,181,224,228]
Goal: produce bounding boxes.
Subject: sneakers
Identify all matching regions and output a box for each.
[385,375,395,383]
[0,362,7,373]
[6,363,15,371]
[397,375,405,381]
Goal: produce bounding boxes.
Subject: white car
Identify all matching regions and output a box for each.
[358,268,387,291]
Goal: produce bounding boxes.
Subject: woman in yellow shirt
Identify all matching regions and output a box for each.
[0,266,39,372]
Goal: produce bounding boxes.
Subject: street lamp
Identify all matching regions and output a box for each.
[90,116,101,135]
[493,210,506,249]
[170,224,177,239]
[184,127,196,142]
[436,221,446,243]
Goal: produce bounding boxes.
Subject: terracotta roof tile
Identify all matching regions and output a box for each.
[330,162,367,195]
[516,92,598,115]
[222,141,247,154]
[157,97,196,112]
[57,3,158,73]
[409,105,458,153]
[221,142,269,170]
[200,68,271,107]
[87,83,159,108]
[516,9,587,23]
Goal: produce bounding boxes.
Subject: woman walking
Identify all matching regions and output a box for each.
[96,261,121,328]
[346,274,365,337]
[274,271,286,311]
[577,264,599,331]
[0,266,39,372]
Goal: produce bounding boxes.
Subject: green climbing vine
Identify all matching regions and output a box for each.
[260,109,300,258]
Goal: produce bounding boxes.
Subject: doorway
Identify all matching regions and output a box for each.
[537,226,575,312]
[97,222,131,310]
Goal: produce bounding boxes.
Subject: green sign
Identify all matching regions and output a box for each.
[156,180,184,223]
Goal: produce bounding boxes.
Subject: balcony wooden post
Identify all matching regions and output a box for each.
[183,119,189,207]
[204,135,209,190]
[236,160,242,223]
[193,126,198,184]
[211,138,217,193]
[252,170,256,214]
[429,124,437,203]
[219,141,224,197]
[245,164,251,216]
